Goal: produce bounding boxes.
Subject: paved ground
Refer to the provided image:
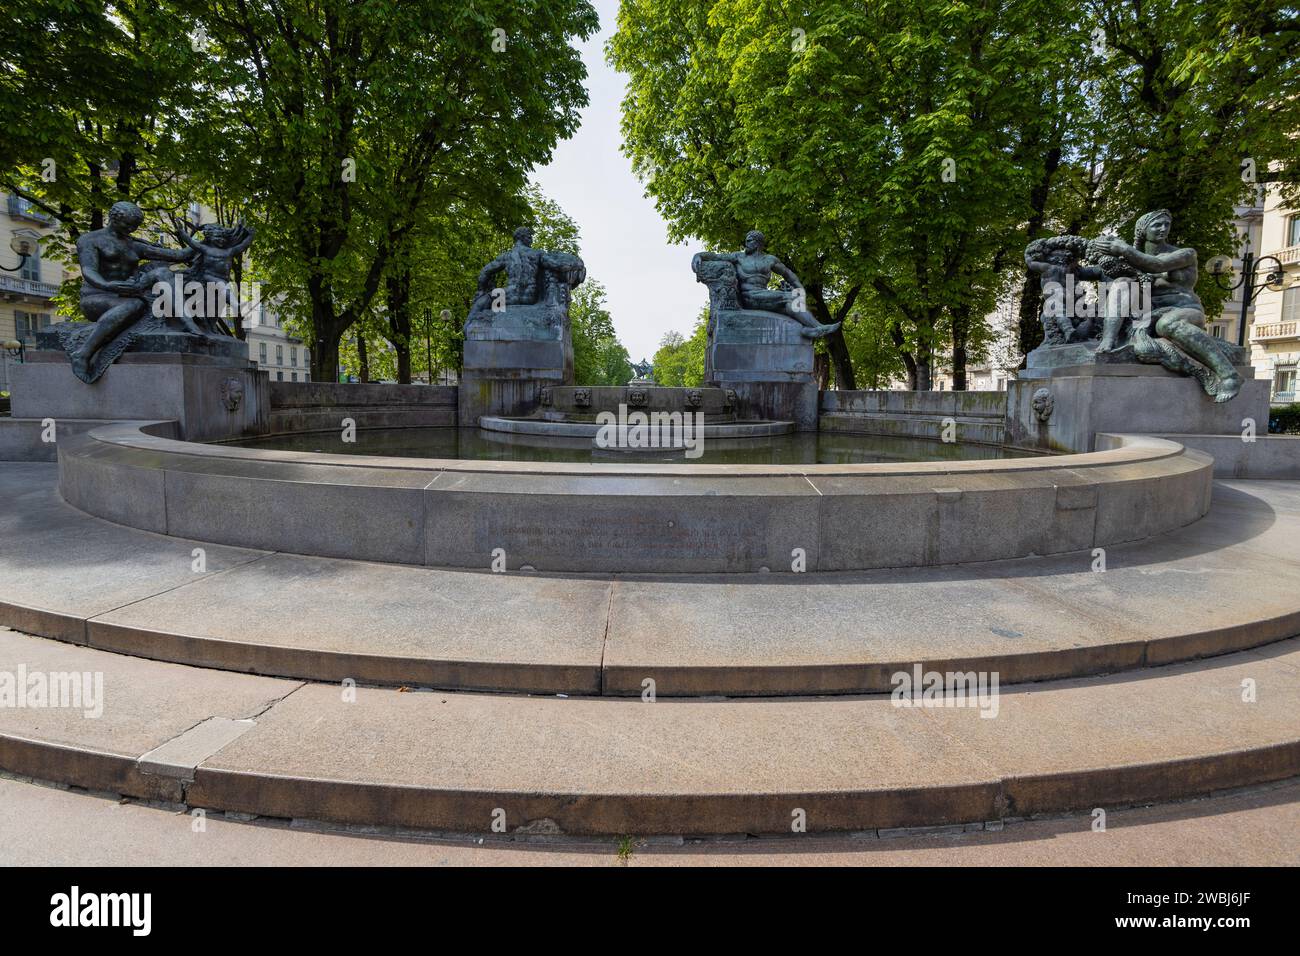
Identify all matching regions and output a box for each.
[1,773,1295,866]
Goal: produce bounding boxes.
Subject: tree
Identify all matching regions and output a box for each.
[185,0,598,383]
[1083,0,1300,316]
[611,0,1087,389]
[571,280,634,385]
[650,315,708,386]
[0,2,203,256]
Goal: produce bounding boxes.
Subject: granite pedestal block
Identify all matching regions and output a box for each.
[459,338,568,427]
[10,349,268,442]
[1007,362,1270,453]
[707,311,818,430]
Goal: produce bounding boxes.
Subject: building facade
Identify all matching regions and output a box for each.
[0,192,66,391]
[1239,183,1300,405]
[243,298,310,383]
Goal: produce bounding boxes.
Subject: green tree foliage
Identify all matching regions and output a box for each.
[650,314,708,386]
[613,0,1300,389]
[0,2,204,263]
[182,0,597,383]
[571,280,633,386]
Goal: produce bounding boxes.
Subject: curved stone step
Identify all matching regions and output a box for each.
[1,628,1297,836]
[2,462,1299,696]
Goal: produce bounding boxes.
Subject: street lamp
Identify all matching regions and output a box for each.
[1,235,37,273]
[423,308,456,385]
[1207,235,1291,347]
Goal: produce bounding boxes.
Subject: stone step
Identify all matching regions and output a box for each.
[2,462,1299,697]
[3,771,1296,864]
[1,627,1296,836]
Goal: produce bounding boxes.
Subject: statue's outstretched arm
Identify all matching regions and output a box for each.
[229,230,255,257]
[772,260,804,289]
[133,236,195,263]
[1094,237,1194,274]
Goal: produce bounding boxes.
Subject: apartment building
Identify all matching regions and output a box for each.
[1240,184,1300,404]
[244,298,310,383]
[0,193,65,391]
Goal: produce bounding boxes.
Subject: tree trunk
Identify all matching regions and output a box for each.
[1017,274,1043,365]
[813,351,830,391]
[915,318,935,390]
[357,331,370,383]
[311,330,341,383]
[889,319,918,390]
[384,271,413,384]
[951,307,969,391]
[307,280,344,383]
[807,285,858,390]
[231,257,247,340]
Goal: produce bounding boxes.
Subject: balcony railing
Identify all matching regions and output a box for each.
[1254,321,1299,341]
[0,273,59,299]
[5,194,54,224]
[1272,244,1300,266]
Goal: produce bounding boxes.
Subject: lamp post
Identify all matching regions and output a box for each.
[1,235,36,273]
[421,308,430,385]
[1207,235,1291,348]
[436,309,455,385]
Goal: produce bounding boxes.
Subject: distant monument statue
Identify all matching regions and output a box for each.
[1091,209,1242,402]
[16,200,265,441]
[49,200,252,384]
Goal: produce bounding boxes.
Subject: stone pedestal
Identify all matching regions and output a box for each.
[707,311,818,430]
[459,337,568,427]
[1007,360,1270,453]
[10,348,268,442]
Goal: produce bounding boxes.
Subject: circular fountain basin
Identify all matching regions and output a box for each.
[55,420,1212,574]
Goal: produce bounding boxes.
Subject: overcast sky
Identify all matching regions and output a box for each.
[531,0,707,363]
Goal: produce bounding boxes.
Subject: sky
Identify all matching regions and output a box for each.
[531,0,706,364]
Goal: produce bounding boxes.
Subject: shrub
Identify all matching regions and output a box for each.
[1269,403,1300,434]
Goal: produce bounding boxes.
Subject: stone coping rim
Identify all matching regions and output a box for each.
[83,421,1185,479]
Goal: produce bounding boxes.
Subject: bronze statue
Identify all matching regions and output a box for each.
[467,226,586,333]
[1091,210,1242,402]
[693,230,840,339]
[69,200,197,382]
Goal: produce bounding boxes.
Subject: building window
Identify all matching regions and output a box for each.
[259,342,267,364]
[276,344,283,365]
[19,239,40,282]
[1283,287,1300,326]
[1275,366,1297,401]
[291,372,297,382]
[291,346,298,366]
[277,371,284,381]
[14,311,51,344]
[1288,215,1300,249]
[1211,325,1224,338]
